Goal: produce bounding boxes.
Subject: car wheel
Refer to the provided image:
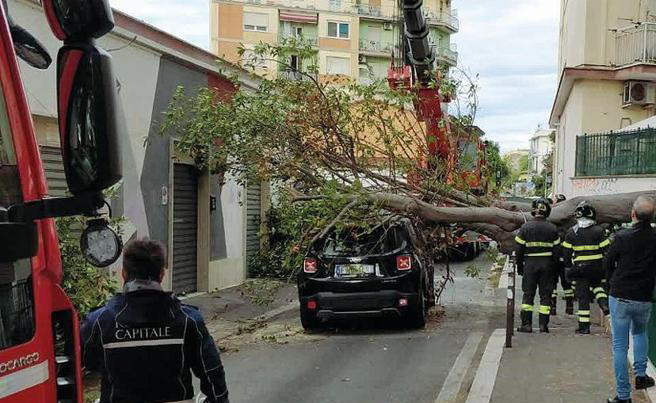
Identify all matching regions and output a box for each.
[406,284,426,329]
[300,307,320,331]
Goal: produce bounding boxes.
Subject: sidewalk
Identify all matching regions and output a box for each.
[487,264,651,403]
[183,279,304,351]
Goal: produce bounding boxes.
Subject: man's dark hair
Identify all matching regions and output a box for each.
[122,239,167,281]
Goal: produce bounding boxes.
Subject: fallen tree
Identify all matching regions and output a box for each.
[160,42,653,282]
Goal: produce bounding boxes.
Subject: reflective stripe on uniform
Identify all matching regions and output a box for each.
[579,317,591,323]
[572,244,602,251]
[593,287,605,294]
[515,236,526,245]
[577,310,590,315]
[525,241,557,248]
[573,254,603,262]
[539,305,551,314]
[564,289,575,297]
[521,304,533,312]
[562,241,573,249]
[554,238,561,245]
[599,239,611,248]
[526,252,553,257]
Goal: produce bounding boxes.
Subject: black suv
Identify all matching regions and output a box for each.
[297,216,436,330]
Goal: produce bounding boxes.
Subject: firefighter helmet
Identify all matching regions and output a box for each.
[575,201,596,219]
[531,197,552,218]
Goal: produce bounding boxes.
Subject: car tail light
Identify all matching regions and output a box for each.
[396,255,412,271]
[398,298,409,307]
[307,300,317,310]
[304,258,318,273]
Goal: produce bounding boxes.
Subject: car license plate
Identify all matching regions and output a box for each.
[334,264,375,277]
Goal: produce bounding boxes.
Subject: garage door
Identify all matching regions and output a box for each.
[172,164,198,294]
[246,181,261,264]
[40,146,68,197]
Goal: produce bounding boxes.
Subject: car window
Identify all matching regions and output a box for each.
[0,74,35,350]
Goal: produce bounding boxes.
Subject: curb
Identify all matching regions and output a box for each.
[628,342,656,402]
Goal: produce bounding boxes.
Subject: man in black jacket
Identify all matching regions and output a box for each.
[81,239,230,403]
[604,196,656,403]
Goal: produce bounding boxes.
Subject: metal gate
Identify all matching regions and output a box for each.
[172,164,198,294]
[40,146,68,197]
[245,181,261,265]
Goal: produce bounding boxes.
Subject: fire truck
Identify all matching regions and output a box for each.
[0,1,123,401]
[387,0,490,260]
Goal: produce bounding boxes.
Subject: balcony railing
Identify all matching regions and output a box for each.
[575,128,656,176]
[615,22,656,66]
[433,44,458,66]
[279,69,316,82]
[356,4,394,19]
[278,33,318,46]
[359,39,394,55]
[424,9,459,32]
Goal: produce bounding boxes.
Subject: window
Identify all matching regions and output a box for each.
[327,21,349,39]
[326,56,350,75]
[244,12,268,32]
[0,83,35,350]
[242,50,268,69]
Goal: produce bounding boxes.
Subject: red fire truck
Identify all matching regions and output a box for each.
[0,1,123,401]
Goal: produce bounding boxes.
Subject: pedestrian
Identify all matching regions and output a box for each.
[605,196,656,403]
[81,239,230,403]
[561,201,610,334]
[515,197,560,333]
[550,194,575,316]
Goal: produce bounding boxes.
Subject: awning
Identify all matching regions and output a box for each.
[279,10,318,24]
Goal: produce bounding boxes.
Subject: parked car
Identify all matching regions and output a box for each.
[297,216,436,330]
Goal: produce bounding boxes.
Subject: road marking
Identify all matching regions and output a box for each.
[628,336,656,402]
[465,329,506,403]
[434,331,484,403]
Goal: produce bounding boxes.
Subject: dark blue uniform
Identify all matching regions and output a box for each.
[81,284,230,403]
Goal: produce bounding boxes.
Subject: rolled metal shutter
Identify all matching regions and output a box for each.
[39,146,68,197]
[172,164,198,294]
[245,181,261,264]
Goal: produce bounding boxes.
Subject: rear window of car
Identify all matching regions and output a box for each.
[321,224,407,256]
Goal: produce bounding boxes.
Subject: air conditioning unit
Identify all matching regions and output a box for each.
[358,54,367,64]
[383,22,393,31]
[623,81,656,106]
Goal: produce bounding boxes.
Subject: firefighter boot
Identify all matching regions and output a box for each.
[517,311,532,333]
[599,298,610,316]
[565,298,574,315]
[575,322,591,334]
[539,313,549,333]
[550,296,557,316]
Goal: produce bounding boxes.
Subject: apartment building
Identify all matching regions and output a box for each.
[528,128,554,176]
[549,0,656,197]
[210,0,458,82]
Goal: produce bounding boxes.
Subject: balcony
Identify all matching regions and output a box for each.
[615,23,656,66]
[356,4,394,19]
[424,9,459,33]
[433,44,458,66]
[575,128,656,176]
[359,39,395,56]
[278,33,318,46]
[278,69,317,82]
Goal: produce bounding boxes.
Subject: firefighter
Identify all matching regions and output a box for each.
[550,194,575,316]
[562,201,610,334]
[515,197,560,333]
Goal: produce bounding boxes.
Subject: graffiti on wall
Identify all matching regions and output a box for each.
[571,177,620,195]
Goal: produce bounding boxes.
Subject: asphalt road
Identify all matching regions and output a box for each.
[212,253,506,403]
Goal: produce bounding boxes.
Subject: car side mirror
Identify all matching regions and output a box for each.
[0,222,38,263]
[43,0,114,41]
[57,44,123,196]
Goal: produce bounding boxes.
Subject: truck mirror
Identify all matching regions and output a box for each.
[42,0,114,41]
[0,222,38,263]
[57,44,123,196]
[80,218,122,267]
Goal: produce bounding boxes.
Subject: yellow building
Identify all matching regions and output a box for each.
[549,0,656,197]
[210,0,458,82]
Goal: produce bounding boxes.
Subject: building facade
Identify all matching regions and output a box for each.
[549,0,656,197]
[12,0,263,293]
[528,128,554,176]
[210,0,458,82]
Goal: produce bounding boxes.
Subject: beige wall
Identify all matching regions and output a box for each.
[218,3,244,40]
[554,79,655,196]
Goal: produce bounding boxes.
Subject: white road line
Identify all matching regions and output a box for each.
[628,336,656,402]
[434,332,484,403]
[465,329,506,403]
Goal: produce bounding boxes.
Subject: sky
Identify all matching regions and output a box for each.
[110,0,560,152]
